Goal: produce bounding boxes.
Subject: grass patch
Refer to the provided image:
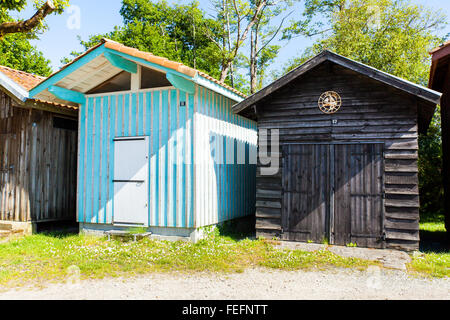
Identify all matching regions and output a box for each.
[261,248,372,271]
[411,217,450,278]
[409,251,450,278]
[1,221,448,289]
[0,229,377,289]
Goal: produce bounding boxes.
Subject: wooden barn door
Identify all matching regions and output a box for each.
[281,144,330,243]
[333,144,385,248]
[282,143,385,247]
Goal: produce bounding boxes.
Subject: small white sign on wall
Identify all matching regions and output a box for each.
[113,136,149,226]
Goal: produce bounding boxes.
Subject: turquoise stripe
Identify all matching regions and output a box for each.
[179,91,186,228]
[116,94,123,136]
[151,91,160,226]
[222,96,227,222]
[145,92,153,225]
[138,92,144,136]
[201,87,205,115]
[220,94,224,222]
[92,97,102,223]
[222,97,226,222]
[124,94,130,136]
[85,98,94,222]
[108,95,116,224]
[170,89,177,227]
[101,96,109,224]
[77,103,86,223]
[233,136,239,221]
[131,93,137,136]
[161,90,169,227]
[188,92,194,228]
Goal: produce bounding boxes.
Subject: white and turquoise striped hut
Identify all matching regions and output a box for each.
[30,39,257,240]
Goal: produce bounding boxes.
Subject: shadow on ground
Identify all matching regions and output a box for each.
[216,215,256,241]
[420,230,449,253]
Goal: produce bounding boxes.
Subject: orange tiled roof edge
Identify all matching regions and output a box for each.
[0,65,45,91]
[101,38,246,98]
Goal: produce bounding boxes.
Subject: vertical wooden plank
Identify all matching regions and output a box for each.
[85,98,94,223]
[124,93,130,137]
[169,89,178,227]
[160,90,169,227]
[191,86,197,228]
[329,144,335,244]
[151,91,160,226]
[131,93,137,136]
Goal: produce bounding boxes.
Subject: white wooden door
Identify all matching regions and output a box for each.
[113,137,149,226]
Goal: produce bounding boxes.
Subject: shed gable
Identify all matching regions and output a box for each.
[254,61,423,251]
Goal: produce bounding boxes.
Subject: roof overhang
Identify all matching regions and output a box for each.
[233,50,442,119]
[0,68,77,116]
[429,42,450,92]
[30,41,244,105]
[0,70,29,102]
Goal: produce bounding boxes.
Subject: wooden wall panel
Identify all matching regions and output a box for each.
[0,91,77,223]
[255,62,421,251]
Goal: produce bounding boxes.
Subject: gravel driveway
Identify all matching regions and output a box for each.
[1,268,448,300]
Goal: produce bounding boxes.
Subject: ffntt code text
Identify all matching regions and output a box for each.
[182,304,268,318]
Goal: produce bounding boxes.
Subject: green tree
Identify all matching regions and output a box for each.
[0,32,52,76]
[283,0,446,85]
[0,0,69,38]
[65,0,224,81]
[209,0,296,89]
[283,0,447,218]
[0,1,66,76]
[245,0,293,93]
[419,107,444,218]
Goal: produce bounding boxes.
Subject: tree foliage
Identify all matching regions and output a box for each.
[283,0,446,85]
[64,0,295,93]
[282,0,447,216]
[0,0,69,38]
[0,1,64,76]
[419,108,444,217]
[66,0,224,81]
[0,32,52,75]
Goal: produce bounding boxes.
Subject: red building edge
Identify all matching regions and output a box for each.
[429,41,450,243]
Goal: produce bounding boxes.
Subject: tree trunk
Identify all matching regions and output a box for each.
[250,28,259,94]
[0,0,56,38]
[220,63,231,83]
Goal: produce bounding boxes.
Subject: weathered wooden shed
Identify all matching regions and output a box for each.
[429,41,450,242]
[233,50,441,251]
[29,39,257,241]
[0,66,78,234]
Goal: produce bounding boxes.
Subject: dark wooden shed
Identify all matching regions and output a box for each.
[233,51,441,251]
[429,42,450,242]
[0,66,78,234]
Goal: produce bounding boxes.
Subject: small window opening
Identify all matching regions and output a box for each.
[88,71,131,94]
[53,117,77,131]
[140,66,171,89]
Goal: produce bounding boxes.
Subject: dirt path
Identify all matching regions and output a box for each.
[0,268,448,300]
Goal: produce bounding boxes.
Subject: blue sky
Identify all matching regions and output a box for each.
[16,0,450,74]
